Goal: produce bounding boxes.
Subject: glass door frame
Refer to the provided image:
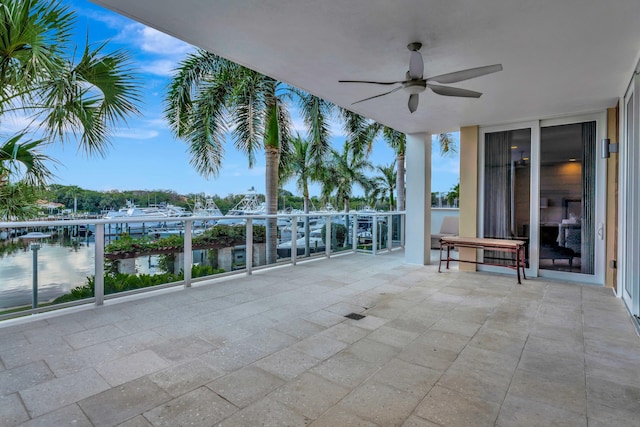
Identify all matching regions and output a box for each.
[479,121,540,278]
[479,114,607,285]
[620,64,640,316]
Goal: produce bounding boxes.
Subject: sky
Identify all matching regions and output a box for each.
[2,0,460,199]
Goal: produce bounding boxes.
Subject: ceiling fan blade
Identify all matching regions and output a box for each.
[409,51,424,79]
[427,64,503,84]
[352,86,403,105]
[339,80,403,85]
[427,84,482,98]
[408,94,419,113]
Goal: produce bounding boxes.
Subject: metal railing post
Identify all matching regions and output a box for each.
[325,216,331,258]
[352,213,358,252]
[387,214,393,251]
[401,213,406,248]
[372,215,378,256]
[95,224,104,306]
[184,220,193,288]
[246,219,253,275]
[291,215,297,266]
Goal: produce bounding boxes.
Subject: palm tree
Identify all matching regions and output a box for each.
[1,0,142,216]
[166,51,332,263]
[380,128,406,211]
[321,142,373,213]
[280,134,319,256]
[370,162,396,210]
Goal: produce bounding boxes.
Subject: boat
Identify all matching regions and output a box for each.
[277,229,326,258]
[216,188,267,226]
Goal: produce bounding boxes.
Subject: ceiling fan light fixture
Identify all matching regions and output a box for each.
[403,80,426,95]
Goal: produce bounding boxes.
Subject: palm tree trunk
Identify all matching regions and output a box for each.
[265,146,279,264]
[396,153,405,211]
[303,191,310,257]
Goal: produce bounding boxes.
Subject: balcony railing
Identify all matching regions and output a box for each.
[0,211,405,320]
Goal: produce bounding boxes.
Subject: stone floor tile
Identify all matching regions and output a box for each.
[303,309,346,327]
[497,394,587,427]
[524,333,585,357]
[23,319,86,345]
[253,348,321,381]
[517,349,585,380]
[349,314,389,330]
[199,340,269,373]
[508,369,586,414]
[45,341,125,377]
[345,338,399,366]
[272,319,326,340]
[20,368,110,417]
[148,359,224,397]
[0,393,29,426]
[468,327,528,356]
[116,415,153,426]
[0,340,73,370]
[366,325,419,348]
[584,335,640,363]
[311,352,378,388]
[369,358,440,397]
[107,330,168,355]
[401,415,441,427]
[452,345,520,376]
[396,340,458,372]
[436,363,513,404]
[143,386,237,426]
[195,323,254,347]
[585,353,640,387]
[318,322,370,344]
[96,349,169,386]
[310,406,378,427]
[78,377,172,427]
[148,335,216,363]
[0,360,54,396]
[217,397,310,427]
[586,376,640,416]
[338,381,421,426]
[587,400,640,427]
[64,324,128,350]
[292,335,348,360]
[270,372,350,419]
[385,314,440,334]
[430,317,483,337]
[20,404,92,427]
[414,385,501,427]
[415,329,472,353]
[208,365,284,408]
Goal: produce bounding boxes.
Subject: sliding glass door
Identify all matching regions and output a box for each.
[480,115,606,284]
[621,72,639,316]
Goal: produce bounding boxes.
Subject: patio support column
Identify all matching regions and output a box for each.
[405,132,431,265]
[459,126,479,271]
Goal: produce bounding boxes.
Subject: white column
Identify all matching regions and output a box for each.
[405,132,432,265]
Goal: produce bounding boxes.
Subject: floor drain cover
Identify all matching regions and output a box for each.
[344,313,366,320]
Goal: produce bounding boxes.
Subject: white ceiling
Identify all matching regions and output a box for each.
[91,0,640,135]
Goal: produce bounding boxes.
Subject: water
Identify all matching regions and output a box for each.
[0,234,158,309]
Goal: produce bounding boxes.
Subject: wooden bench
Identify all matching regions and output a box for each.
[438,236,527,284]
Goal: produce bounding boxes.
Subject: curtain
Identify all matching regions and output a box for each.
[484,131,512,239]
[581,122,596,274]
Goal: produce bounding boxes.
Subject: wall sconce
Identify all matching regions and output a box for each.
[601,138,619,158]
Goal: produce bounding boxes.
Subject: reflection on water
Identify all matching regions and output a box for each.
[0,235,157,309]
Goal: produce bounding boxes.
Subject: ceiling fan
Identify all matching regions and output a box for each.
[339,42,503,113]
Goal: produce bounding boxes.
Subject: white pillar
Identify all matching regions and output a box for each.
[405,132,432,265]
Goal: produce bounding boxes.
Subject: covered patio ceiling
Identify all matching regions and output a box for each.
[91,0,640,135]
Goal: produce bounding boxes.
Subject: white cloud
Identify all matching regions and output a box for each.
[139,59,179,77]
[137,26,194,55]
[113,128,159,140]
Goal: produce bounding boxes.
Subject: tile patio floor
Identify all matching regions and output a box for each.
[1,251,639,426]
